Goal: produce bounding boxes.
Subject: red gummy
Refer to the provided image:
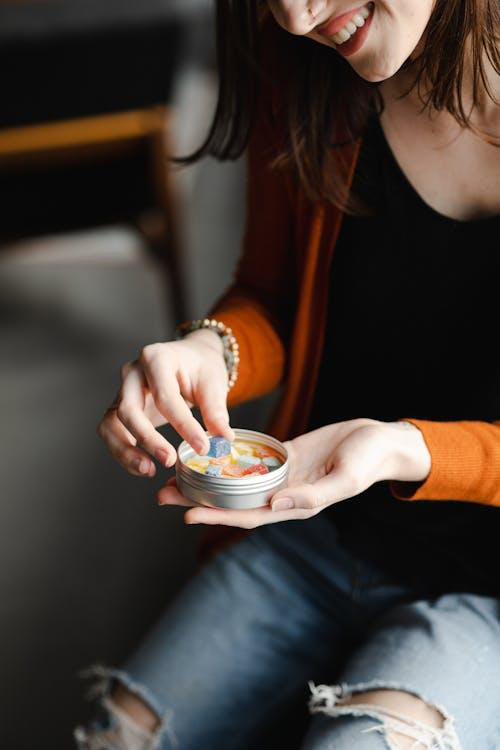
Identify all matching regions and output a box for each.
[242,464,270,476]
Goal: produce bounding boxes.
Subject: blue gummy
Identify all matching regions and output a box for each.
[263,456,281,468]
[205,464,222,477]
[207,435,231,458]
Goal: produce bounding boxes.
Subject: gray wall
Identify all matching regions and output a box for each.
[0,20,275,749]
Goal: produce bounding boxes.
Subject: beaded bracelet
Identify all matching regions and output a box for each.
[175,318,240,390]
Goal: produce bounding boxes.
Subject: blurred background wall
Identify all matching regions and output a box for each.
[0,1,275,746]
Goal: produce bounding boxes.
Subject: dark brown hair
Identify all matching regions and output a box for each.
[180,1,500,210]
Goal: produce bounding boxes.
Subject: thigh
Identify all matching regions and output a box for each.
[82,516,399,750]
[303,593,500,749]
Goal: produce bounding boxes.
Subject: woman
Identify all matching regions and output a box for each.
[77,1,500,748]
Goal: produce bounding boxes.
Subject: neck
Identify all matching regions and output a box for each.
[384,38,500,138]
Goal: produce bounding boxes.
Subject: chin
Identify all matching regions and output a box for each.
[352,53,405,83]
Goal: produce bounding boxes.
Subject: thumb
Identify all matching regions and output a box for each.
[196,376,235,443]
[271,468,357,512]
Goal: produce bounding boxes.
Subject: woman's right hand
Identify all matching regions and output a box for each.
[97,329,235,478]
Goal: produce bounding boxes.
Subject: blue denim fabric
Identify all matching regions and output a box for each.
[76,515,500,749]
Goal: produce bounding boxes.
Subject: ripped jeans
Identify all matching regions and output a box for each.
[75,515,500,749]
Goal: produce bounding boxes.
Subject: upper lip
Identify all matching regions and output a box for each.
[316,4,369,37]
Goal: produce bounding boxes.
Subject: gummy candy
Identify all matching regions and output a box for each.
[186,462,206,474]
[207,436,231,458]
[209,455,232,466]
[184,437,283,479]
[186,457,210,473]
[242,464,269,476]
[191,455,210,466]
[237,455,261,468]
[233,441,256,456]
[263,456,281,470]
[254,446,281,459]
[221,465,247,478]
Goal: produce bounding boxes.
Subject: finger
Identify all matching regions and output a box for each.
[270,467,358,512]
[156,485,196,508]
[99,410,156,477]
[142,358,210,455]
[118,365,177,467]
[156,479,221,510]
[196,376,235,443]
[183,503,314,528]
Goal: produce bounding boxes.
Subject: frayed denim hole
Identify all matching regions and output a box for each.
[309,681,462,750]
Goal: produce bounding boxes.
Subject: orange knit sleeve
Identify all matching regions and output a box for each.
[390,419,500,506]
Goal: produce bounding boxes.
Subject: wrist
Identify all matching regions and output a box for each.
[176,318,239,390]
[183,328,224,357]
[381,420,432,483]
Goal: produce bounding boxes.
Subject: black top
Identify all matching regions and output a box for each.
[307,116,500,596]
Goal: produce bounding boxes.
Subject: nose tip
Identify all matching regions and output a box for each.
[281,8,316,36]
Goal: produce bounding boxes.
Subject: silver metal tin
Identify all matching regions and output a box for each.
[176,428,289,510]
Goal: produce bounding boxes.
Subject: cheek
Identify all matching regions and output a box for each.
[350,0,434,82]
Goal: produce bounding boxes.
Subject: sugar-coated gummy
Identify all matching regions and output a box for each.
[237,455,261,468]
[263,456,281,469]
[183,436,283,478]
[233,441,255,456]
[254,447,277,459]
[222,465,247,478]
[209,455,232,466]
[186,461,206,474]
[242,464,269,476]
[207,435,231,458]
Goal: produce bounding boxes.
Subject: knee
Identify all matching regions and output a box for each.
[74,674,163,750]
[309,683,462,750]
[112,684,161,733]
[343,689,443,749]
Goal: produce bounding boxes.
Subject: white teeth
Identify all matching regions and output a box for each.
[337,27,351,43]
[330,3,372,45]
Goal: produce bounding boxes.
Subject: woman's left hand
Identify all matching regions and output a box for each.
[156,418,431,528]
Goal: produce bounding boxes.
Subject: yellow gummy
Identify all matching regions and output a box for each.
[233,441,257,456]
[186,460,208,473]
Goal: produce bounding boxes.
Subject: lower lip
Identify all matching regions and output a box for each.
[333,7,374,58]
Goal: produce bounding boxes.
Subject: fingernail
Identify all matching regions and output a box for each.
[194,440,208,455]
[139,459,150,475]
[156,449,169,466]
[133,458,149,474]
[272,497,294,511]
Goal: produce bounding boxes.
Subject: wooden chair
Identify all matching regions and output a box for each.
[0,0,187,320]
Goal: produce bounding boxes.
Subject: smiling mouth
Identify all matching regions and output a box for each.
[319,2,374,45]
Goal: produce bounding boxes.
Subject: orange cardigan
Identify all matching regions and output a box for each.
[207,28,500,509]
